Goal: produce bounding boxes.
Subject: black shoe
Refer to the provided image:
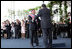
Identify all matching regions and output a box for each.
[31,45,34,48]
[36,44,39,46]
[36,46,39,48]
[15,37,17,39]
[7,38,10,39]
[30,43,34,48]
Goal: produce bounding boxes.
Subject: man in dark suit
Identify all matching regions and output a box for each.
[28,9,39,47]
[35,4,52,48]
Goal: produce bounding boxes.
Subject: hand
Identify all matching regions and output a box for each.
[32,19,34,22]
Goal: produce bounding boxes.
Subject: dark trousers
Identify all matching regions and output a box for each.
[25,30,29,38]
[15,32,19,39]
[18,32,21,38]
[68,23,71,38]
[29,30,39,46]
[15,30,21,39]
[15,31,19,38]
[2,30,6,38]
[7,31,11,39]
[42,28,52,48]
[53,30,57,39]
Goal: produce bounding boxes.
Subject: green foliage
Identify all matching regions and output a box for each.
[64,1,68,18]
[28,9,32,11]
[64,1,68,23]
[47,1,54,16]
[47,1,64,22]
[59,1,63,17]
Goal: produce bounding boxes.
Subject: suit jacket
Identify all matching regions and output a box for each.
[35,7,52,29]
[5,24,11,33]
[28,15,37,30]
[15,23,21,33]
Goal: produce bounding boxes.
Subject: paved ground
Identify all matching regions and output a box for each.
[1,37,71,48]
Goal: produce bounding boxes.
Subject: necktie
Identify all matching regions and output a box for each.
[30,14,35,21]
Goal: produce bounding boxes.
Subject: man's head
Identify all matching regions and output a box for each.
[24,17,26,21]
[41,4,46,8]
[31,9,35,15]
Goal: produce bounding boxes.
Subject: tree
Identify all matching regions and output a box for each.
[8,9,15,16]
[34,6,41,10]
[17,10,22,17]
[47,1,54,16]
[59,1,63,22]
[8,9,15,18]
[59,1,63,16]
[64,1,68,24]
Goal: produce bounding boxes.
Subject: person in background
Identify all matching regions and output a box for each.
[21,20,25,39]
[52,21,57,39]
[15,19,21,39]
[24,18,30,38]
[2,21,7,38]
[23,18,27,38]
[11,22,15,38]
[5,20,11,39]
[25,19,29,38]
[17,19,21,38]
[26,20,29,38]
[67,12,71,38]
[68,12,71,24]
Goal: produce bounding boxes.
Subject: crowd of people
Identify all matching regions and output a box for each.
[1,16,42,39]
[1,4,71,48]
[1,19,27,39]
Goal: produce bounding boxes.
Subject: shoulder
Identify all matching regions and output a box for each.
[28,15,31,17]
[47,8,50,11]
[28,15,32,19]
[37,8,42,12]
